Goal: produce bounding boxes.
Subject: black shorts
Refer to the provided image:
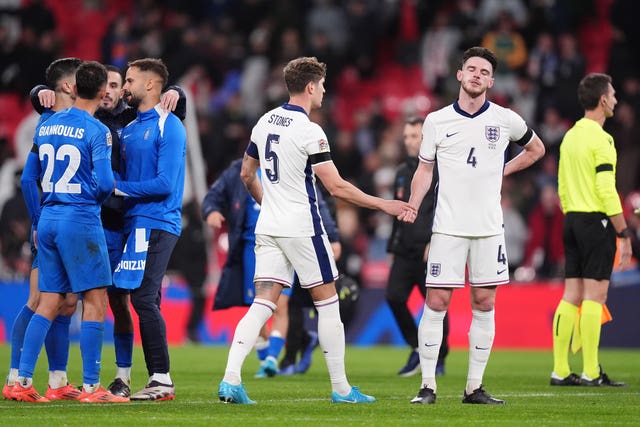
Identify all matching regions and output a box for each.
[563,212,616,280]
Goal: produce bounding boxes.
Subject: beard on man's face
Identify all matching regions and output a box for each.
[125,92,142,109]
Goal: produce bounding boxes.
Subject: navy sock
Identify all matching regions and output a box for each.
[114,332,134,368]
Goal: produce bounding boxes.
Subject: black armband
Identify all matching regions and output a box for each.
[309,152,332,165]
[617,228,632,238]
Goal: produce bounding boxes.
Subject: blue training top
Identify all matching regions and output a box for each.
[116,104,186,236]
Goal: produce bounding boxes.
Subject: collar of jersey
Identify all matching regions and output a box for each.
[136,105,161,121]
[577,117,602,130]
[281,103,308,116]
[453,100,490,118]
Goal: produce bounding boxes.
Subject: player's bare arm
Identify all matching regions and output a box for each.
[399,160,434,223]
[240,152,263,205]
[503,135,545,177]
[313,161,413,217]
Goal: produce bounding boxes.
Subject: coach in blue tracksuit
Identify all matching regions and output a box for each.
[114,58,186,402]
[202,159,340,310]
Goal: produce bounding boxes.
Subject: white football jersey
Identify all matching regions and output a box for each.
[419,100,533,237]
[248,103,331,237]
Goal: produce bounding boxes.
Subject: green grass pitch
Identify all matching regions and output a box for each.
[1,344,639,426]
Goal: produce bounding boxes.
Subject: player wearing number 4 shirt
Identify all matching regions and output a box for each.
[400,47,545,405]
[16,61,127,403]
[218,56,413,405]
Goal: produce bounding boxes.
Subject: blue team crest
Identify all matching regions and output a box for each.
[485,126,500,142]
[429,263,441,277]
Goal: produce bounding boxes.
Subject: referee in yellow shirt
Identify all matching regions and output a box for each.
[551,73,631,387]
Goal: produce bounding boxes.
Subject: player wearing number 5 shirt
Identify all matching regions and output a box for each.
[218,56,413,404]
[400,47,545,405]
[15,62,126,403]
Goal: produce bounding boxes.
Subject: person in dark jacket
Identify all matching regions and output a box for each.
[202,158,340,376]
[387,117,449,377]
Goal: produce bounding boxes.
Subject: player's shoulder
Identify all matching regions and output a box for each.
[85,113,110,134]
[426,104,456,123]
[487,101,521,120]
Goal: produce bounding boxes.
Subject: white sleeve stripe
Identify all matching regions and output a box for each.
[419,154,435,163]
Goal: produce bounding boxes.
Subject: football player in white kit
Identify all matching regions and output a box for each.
[218,56,414,404]
[399,47,545,405]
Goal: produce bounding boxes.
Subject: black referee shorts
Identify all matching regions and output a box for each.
[563,212,617,280]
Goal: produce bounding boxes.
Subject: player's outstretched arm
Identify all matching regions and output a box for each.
[504,134,545,176]
[313,161,414,217]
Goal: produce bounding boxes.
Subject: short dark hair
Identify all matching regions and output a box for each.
[127,58,169,87]
[45,57,83,89]
[75,61,108,99]
[283,57,327,94]
[405,116,423,126]
[105,64,123,77]
[460,47,498,74]
[578,73,612,110]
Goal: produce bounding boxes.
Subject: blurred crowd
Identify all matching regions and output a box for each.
[1,0,640,283]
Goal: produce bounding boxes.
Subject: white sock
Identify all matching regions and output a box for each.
[7,368,18,385]
[223,298,276,385]
[17,376,32,388]
[315,294,351,396]
[467,309,495,394]
[150,372,172,385]
[254,336,269,351]
[48,370,68,389]
[116,367,131,383]
[418,304,446,393]
[83,382,99,393]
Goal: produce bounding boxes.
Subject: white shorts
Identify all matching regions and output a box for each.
[254,234,338,288]
[425,233,510,288]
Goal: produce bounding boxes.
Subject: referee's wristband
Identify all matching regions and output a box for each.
[616,228,632,238]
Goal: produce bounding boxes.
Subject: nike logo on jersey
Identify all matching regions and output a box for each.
[475,345,490,350]
[497,269,507,275]
[446,131,460,137]
[424,343,439,347]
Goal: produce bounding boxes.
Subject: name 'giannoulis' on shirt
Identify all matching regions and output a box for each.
[38,124,85,139]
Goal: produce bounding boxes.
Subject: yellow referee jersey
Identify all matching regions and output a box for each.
[557,117,622,216]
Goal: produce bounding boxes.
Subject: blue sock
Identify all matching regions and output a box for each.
[9,306,35,370]
[113,332,134,368]
[18,314,51,379]
[44,315,71,371]
[80,321,104,385]
[256,346,269,361]
[268,335,286,360]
